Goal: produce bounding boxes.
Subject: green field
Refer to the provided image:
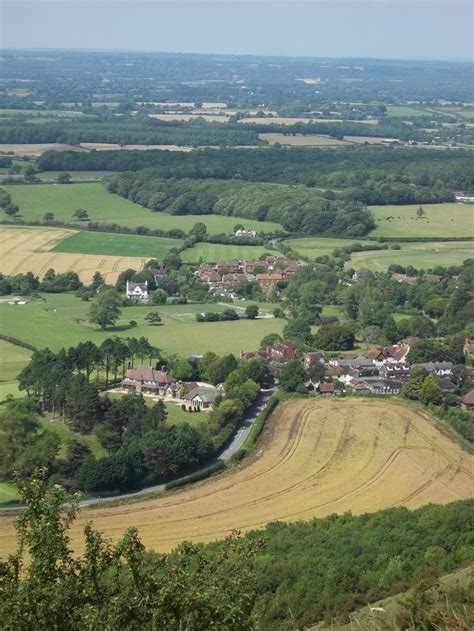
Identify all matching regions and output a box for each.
[0,294,284,359]
[370,202,474,238]
[53,231,270,262]
[0,339,32,382]
[3,183,283,234]
[349,241,474,271]
[0,340,32,401]
[385,105,428,117]
[283,237,354,259]
[180,242,270,262]
[53,231,183,258]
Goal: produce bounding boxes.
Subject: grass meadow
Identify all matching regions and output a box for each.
[53,231,183,258]
[283,237,354,259]
[369,202,474,238]
[53,231,270,262]
[349,241,474,271]
[0,294,285,359]
[3,183,283,234]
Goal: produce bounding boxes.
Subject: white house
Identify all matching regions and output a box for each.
[235,228,257,238]
[126,280,149,302]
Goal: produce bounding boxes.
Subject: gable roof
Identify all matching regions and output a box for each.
[183,386,219,403]
[460,390,474,405]
[319,383,335,393]
[124,366,175,384]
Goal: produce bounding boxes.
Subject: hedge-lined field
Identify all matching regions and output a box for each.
[3,183,283,233]
[369,202,473,238]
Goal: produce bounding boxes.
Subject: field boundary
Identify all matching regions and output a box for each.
[0,334,37,352]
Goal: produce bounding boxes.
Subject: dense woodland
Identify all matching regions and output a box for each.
[1,474,472,629]
[104,173,375,236]
[38,145,473,205]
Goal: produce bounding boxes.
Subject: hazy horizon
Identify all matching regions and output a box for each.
[1,1,473,62]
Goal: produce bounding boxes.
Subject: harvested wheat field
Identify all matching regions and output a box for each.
[1,399,472,558]
[0,143,85,156]
[0,226,147,283]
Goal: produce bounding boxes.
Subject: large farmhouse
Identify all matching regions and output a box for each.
[121,366,176,395]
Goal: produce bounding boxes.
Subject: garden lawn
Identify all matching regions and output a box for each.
[38,418,106,458]
[0,482,20,505]
[369,203,474,238]
[3,183,282,234]
[52,231,183,258]
[349,241,474,271]
[0,294,285,358]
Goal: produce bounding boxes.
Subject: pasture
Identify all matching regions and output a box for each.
[282,237,354,258]
[369,202,474,238]
[53,231,270,263]
[0,340,32,401]
[1,398,471,555]
[53,231,183,258]
[349,241,474,271]
[3,183,283,233]
[0,294,285,358]
[0,226,149,283]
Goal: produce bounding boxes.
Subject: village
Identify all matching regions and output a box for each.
[112,334,474,413]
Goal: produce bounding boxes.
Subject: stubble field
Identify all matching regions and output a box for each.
[0,226,149,283]
[1,399,471,557]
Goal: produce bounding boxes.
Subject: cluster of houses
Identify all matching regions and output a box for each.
[240,336,474,405]
[120,365,224,412]
[196,255,301,296]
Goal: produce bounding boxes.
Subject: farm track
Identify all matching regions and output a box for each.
[0,399,472,557]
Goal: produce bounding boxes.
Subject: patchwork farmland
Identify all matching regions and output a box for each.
[0,226,149,283]
[1,398,471,557]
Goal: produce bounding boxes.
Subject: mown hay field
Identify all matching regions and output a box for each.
[369,202,474,238]
[259,133,349,146]
[1,399,471,557]
[0,143,85,156]
[0,226,149,283]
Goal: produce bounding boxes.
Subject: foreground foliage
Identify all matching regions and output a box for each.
[0,472,264,630]
[0,474,472,630]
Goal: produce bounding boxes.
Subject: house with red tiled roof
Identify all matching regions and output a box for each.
[303,351,326,369]
[364,348,386,366]
[269,340,297,362]
[256,272,284,287]
[460,390,474,410]
[319,383,335,396]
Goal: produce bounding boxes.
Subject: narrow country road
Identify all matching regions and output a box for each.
[0,387,277,513]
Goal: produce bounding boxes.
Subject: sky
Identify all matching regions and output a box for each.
[1,0,473,61]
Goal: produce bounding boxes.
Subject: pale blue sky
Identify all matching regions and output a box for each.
[1,1,473,61]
